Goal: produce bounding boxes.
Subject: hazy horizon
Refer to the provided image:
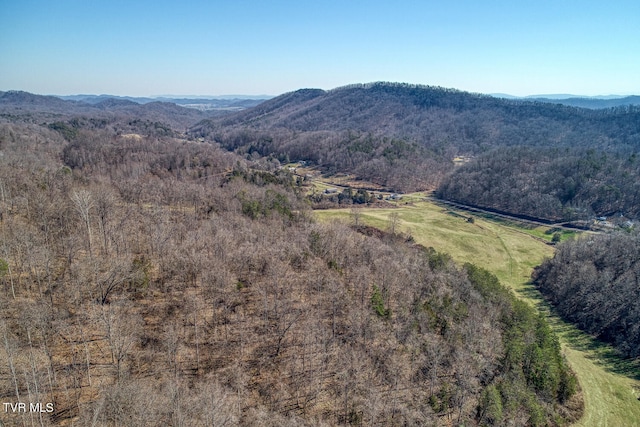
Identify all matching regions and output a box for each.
[3,87,638,101]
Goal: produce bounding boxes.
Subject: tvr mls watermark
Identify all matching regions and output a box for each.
[3,402,54,413]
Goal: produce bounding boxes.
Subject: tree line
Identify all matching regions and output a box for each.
[436,146,640,222]
[533,232,640,358]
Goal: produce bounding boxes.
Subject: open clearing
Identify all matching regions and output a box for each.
[315,200,640,427]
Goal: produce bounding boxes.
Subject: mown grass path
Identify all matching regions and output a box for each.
[316,201,640,426]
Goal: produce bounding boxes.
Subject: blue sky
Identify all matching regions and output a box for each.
[1,0,639,97]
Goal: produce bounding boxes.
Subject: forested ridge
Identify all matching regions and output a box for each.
[0,104,579,425]
[436,147,640,222]
[533,233,640,358]
[194,83,640,151]
[0,90,221,129]
[189,82,640,217]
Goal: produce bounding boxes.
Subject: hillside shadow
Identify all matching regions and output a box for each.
[516,283,640,381]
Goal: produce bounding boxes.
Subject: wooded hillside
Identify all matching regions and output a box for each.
[436,147,640,222]
[0,114,579,425]
[189,83,640,213]
[193,83,640,154]
[533,233,640,358]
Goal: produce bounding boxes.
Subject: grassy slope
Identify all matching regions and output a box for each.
[315,201,640,427]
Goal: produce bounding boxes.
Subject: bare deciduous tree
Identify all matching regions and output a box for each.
[97,301,142,381]
[71,189,94,256]
[387,211,400,235]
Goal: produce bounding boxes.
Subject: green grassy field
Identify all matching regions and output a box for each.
[316,201,640,427]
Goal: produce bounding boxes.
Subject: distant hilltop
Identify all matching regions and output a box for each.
[491,93,640,109]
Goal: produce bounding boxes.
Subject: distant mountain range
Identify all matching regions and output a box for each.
[4,88,639,112]
[491,93,640,109]
[3,85,639,138]
[0,90,213,128]
[0,90,270,128]
[57,94,271,111]
[58,92,640,110]
[492,93,631,100]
